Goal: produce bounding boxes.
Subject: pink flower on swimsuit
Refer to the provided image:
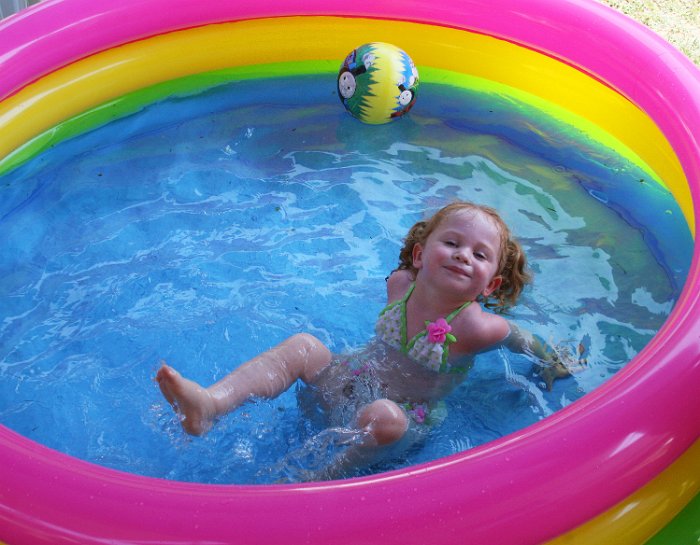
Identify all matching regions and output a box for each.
[426,318,452,343]
[412,405,427,423]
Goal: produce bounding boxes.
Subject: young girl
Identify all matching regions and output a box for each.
[156,201,562,473]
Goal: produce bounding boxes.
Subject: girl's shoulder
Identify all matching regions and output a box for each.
[451,304,510,355]
[386,269,415,303]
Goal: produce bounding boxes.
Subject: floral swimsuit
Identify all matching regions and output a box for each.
[375,283,471,373]
[371,283,471,425]
[332,283,471,426]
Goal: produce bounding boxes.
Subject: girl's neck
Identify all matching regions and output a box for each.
[409,280,474,320]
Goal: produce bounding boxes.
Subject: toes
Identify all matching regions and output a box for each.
[156,365,178,405]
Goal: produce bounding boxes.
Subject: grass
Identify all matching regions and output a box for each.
[596,0,700,65]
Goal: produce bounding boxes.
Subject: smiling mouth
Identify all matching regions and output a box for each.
[444,265,470,277]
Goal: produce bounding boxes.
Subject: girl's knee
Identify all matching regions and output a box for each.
[358,399,408,446]
[286,333,331,381]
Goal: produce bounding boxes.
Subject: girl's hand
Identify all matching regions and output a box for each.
[533,340,588,391]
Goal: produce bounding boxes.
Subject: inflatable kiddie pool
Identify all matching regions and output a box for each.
[0,0,699,543]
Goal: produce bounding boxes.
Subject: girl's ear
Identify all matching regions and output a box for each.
[482,276,502,297]
[412,243,424,269]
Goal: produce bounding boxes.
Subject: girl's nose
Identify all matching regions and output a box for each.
[454,248,469,263]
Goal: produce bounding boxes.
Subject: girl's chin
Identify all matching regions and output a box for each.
[434,281,481,301]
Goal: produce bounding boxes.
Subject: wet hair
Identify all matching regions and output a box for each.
[396,201,531,312]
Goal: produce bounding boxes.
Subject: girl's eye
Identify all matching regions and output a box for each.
[475,252,487,260]
[444,240,457,247]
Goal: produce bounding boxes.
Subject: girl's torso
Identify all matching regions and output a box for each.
[312,339,470,412]
[375,282,473,373]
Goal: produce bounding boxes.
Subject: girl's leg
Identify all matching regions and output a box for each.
[156,333,332,435]
[357,399,409,446]
[296,399,409,481]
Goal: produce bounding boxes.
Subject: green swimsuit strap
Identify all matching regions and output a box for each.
[398,283,415,349]
[445,299,472,322]
[402,282,416,303]
[378,281,414,316]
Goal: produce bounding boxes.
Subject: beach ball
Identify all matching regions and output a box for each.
[337,42,419,124]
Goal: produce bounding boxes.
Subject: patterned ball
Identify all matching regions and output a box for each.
[337,42,419,124]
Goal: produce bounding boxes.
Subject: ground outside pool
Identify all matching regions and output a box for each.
[0,71,691,484]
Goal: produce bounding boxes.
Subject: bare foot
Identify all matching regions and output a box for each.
[156,362,217,435]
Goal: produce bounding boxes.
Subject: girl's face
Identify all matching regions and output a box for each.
[412,209,503,301]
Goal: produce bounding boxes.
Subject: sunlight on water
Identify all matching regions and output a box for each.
[0,75,691,483]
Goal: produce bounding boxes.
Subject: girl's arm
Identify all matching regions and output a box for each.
[502,322,549,359]
[501,322,580,391]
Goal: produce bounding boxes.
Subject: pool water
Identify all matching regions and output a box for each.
[0,74,691,483]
